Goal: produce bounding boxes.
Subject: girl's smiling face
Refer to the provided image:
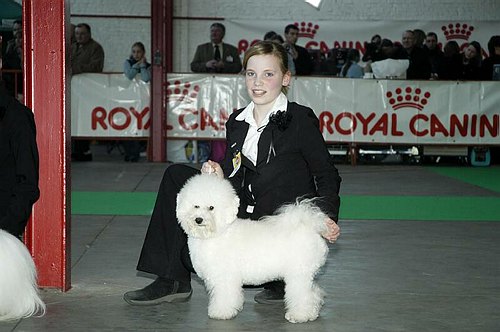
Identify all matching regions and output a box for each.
[245,54,290,113]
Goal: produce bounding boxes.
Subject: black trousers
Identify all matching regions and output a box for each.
[136,164,199,283]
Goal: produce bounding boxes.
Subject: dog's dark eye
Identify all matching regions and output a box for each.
[209,206,214,210]
[194,205,199,208]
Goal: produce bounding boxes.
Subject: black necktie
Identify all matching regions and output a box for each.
[214,45,221,61]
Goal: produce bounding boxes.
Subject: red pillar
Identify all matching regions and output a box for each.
[23,0,71,291]
[150,0,172,162]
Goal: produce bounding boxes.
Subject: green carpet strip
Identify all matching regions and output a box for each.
[72,191,500,221]
[426,166,500,193]
[72,192,157,216]
[340,195,500,221]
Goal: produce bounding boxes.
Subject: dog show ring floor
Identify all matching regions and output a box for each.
[2,147,500,331]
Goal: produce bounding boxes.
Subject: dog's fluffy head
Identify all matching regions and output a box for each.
[177,174,239,238]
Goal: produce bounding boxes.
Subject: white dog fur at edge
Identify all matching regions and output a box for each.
[0,229,46,321]
[176,174,330,323]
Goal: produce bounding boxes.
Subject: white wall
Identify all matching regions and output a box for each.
[65,0,500,72]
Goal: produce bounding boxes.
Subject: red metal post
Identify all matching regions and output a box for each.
[23,0,71,291]
[165,0,173,73]
[150,0,170,161]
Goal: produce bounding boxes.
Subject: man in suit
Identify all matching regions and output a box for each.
[190,22,240,163]
[283,24,313,75]
[190,22,242,73]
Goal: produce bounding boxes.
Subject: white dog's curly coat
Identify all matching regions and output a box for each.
[0,229,46,322]
[176,174,329,323]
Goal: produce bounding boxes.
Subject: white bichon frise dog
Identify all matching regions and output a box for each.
[176,174,329,323]
[0,229,46,321]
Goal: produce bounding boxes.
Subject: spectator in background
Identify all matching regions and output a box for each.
[378,39,402,59]
[122,42,151,162]
[263,31,296,75]
[5,20,22,55]
[284,24,313,75]
[413,29,426,48]
[190,22,241,162]
[424,32,444,79]
[459,41,482,80]
[71,23,105,161]
[2,30,23,99]
[363,39,409,78]
[362,34,382,62]
[371,34,382,46]
[124,42,151,83]
[373,38,406,61]
[190,22,242,73]
[340,49,364,78]
[482,35,500,80]
[401,30,431,79]
[436,40,462,80]
[71,23,105,75]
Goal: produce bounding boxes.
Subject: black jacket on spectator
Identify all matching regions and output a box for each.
[377,45,407,62]
[0,91,40,237]
[294,45,313,75]
[481,55,500,80]
[436,53,462,80]
[424,46,444,75]
[405,46,432,80]
[362,42,381,62]
[459,61,482,80]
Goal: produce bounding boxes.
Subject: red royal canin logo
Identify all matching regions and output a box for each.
[386,87,431,111]
[441,23,474,41]
[294,22,319,39]
[166,80,200,103]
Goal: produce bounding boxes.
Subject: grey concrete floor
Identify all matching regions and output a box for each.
[2,146,499,331]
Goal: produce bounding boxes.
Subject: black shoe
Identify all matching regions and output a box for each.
[123,278,192,306]
[254,287,285,304]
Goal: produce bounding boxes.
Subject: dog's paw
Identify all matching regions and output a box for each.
[285,311,319,323]
[208,306,239,320]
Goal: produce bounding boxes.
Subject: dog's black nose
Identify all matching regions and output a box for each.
[195,217,203,224]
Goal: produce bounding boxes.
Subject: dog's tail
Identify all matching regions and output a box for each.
[269,198,329,235]
[0,230,46,322]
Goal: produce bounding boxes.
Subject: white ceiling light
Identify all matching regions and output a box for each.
[305,0,322,9]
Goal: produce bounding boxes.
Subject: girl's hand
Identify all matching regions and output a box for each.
[322,218,340,243]
[201,160,224,179]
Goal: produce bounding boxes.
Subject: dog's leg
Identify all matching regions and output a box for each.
[283,276,324,323]
[206,279,244,320]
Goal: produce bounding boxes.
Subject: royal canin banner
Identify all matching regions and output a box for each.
[224,20,500,57]
[72,73,499,145]
[71,74,151,137]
